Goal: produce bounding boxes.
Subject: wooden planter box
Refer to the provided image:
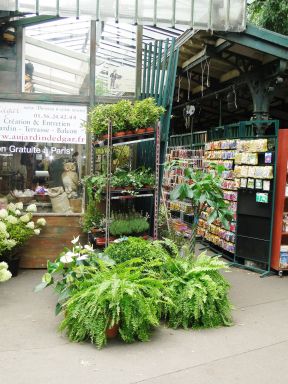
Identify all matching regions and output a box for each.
[19,215,86,269]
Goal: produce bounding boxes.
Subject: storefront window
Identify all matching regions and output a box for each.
[0,102,87,214]
[95,22,136,97]
[23,18,90,95]
[0,26,17,93]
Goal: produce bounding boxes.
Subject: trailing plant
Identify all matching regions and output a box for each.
[163,252,233,329]
[131,98,165,129]
[170,163,233,255]
[82,199,104,233]
[83,173,107,201]
[59,259,166,348]
[35,236,113,314]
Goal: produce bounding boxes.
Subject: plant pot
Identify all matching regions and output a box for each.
[114,131,126,137]
[102,134,109,140]
[136,128,146,134]
[126,130,134,136]
[95,237,106,246]
[145,127,155,133]
[0,251,21,277]
[106,323,119,339]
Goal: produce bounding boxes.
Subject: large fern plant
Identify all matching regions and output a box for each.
[59,259,167,349]
[163,252,233,329]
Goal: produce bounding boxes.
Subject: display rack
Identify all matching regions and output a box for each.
[90,121,161,248]
[162,147,205,237]
[203,120,279,275]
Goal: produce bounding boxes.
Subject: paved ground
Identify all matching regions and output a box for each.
[1,260,288,384]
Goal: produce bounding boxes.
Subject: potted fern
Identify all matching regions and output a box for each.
[59,259,165,348]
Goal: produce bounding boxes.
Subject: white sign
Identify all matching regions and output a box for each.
[0,102,87,144]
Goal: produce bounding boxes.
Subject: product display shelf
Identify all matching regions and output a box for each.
[271,129,288,276]
[95,121,161,248]
[199,139,239,256]
[162,147,205,236]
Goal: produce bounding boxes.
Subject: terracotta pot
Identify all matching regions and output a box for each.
[136,128,146,134]
[114,131,125,137]
[145,127,155,133]
[126,130,134,135]
[106,323,119,338]
[95,237,106,246]
[102,134,109,140]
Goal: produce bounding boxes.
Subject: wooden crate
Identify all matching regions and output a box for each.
[19,215,87,269]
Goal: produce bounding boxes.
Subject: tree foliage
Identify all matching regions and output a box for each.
[248,0,288,35]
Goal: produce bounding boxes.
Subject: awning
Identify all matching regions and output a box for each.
[2,0,247,31]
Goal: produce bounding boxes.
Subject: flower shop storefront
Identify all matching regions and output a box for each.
[0,101,88,268]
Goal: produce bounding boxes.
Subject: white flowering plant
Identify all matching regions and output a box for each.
[35,236,113,315]
[0,261,12,283]
[0,203,46,257]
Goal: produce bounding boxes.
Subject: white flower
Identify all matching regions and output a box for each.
[6,215,18,225]
[26,204,37,213]
[84,244,94,252]
[26,221,35,229]
[34,229,40,235]
[0,269,12,283]
[0,222,7,233]
[77,254,88,261]
[3,239,17,248]
[36,218,46,227]
[0,209,8,219]
[60,251,76,264]
[20,214,31,223]
[15,209,21,216]
[7,203,16,212]
[0,261,9,270]
[15,202,23,210]
[71,235,80,245]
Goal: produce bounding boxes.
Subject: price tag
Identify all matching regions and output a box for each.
[256,192,268,203]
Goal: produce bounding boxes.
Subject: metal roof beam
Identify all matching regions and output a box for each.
[215,26,288,61]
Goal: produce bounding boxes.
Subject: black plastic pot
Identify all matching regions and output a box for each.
[0,249,21,277]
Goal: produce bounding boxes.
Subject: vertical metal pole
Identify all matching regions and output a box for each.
[105,120,113,247]
[153,0,157,26]
[135,25,143,99]
[142,44,147,98]
[150,40,157,97]
[36,0,40,15]
[162,38,175,108]
[154,40,162,100]
[146,42,152,96]
[76,0,80,19]
[86,20,96,176]
[16,26,23,94]
[172,0,176,28]
[158,39,168,105]
[190,0,195,28]
[153,121,161,240]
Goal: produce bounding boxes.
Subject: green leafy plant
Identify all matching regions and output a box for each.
[248,0,288,35]
[170,164,233,255]
[86,104,114,136]
[109,211,149,237]
[131,98,165,129]
[35,236,113,314]
[163,252,233,329]
[82,199,104,233]
[112,99,133,132]
[59,259,165,348]
[84,174,107,202]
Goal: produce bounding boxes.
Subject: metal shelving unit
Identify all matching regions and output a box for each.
[91,121,161,248]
